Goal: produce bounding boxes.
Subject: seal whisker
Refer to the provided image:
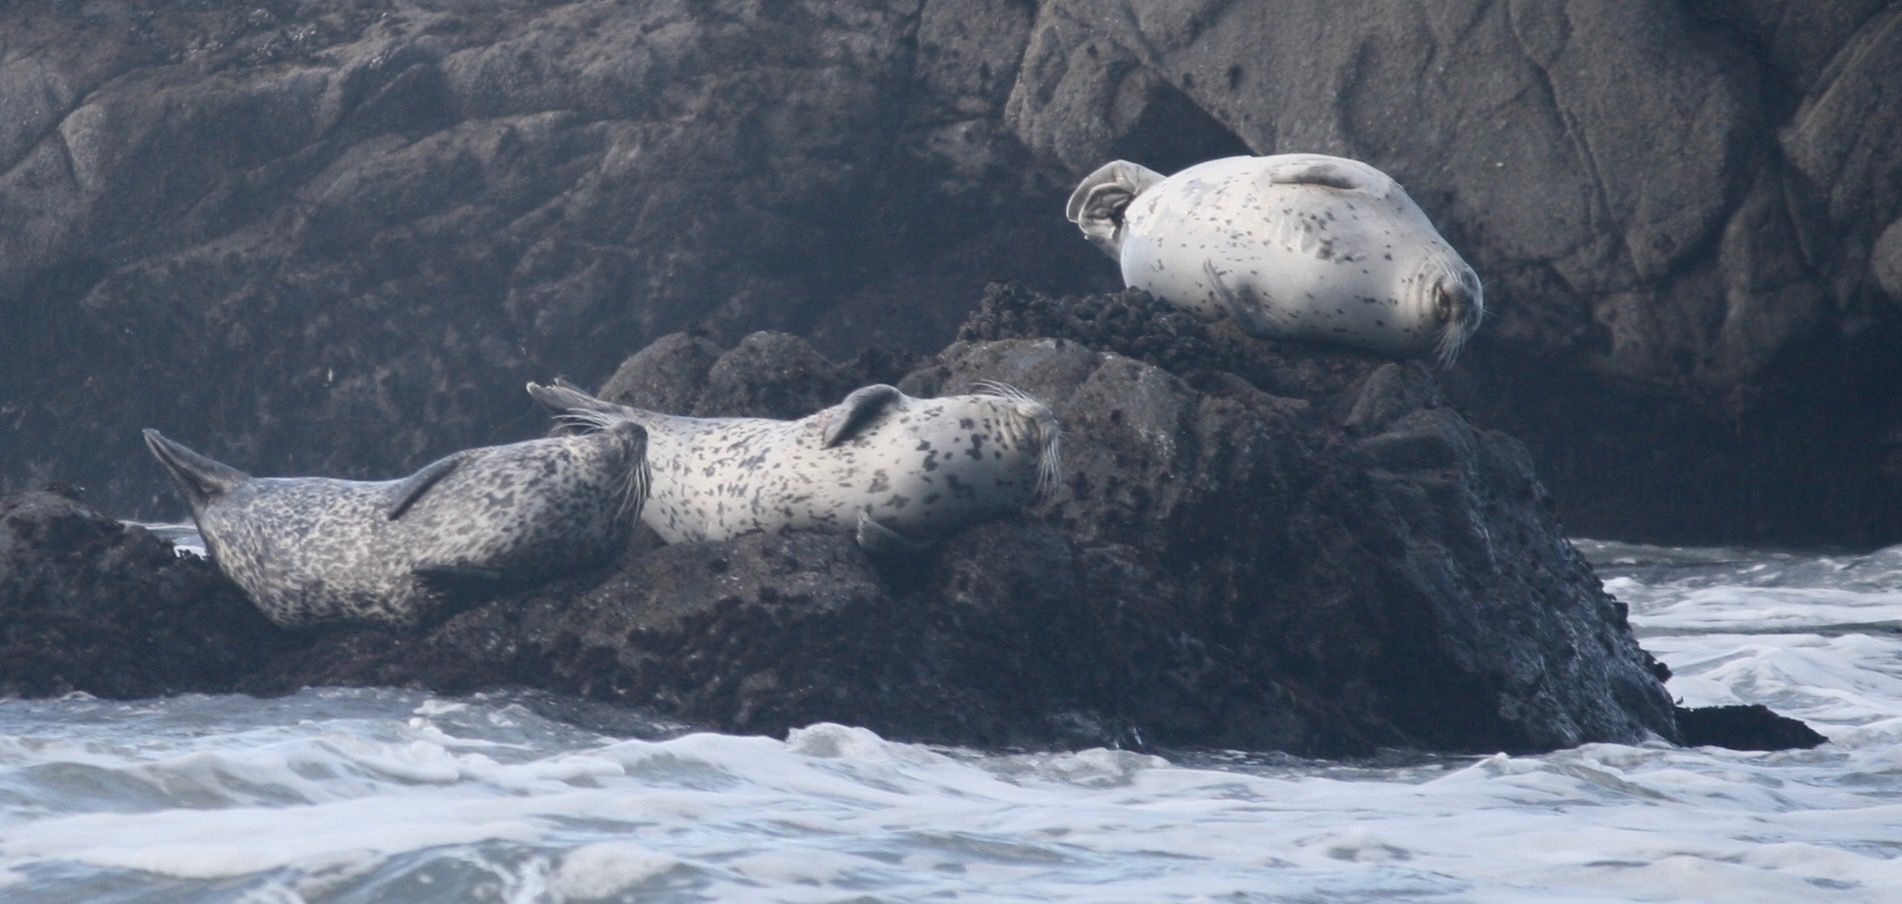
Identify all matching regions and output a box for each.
[1035,429,1063,501]
[972,379,1032,403]
[556,409,626,435]
[620,457,651,523]
[1435,321,1468,367]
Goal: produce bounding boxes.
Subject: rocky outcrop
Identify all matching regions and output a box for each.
[1677,703,1827,751]
[3,0,1898,545]
[0,488,292,697]
[6,289,1752,755]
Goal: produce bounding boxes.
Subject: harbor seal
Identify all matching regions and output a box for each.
[526,379,1061,554]
[1067,154,1483,364]
[142,424,650,628]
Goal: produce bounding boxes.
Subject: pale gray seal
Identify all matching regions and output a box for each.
[1067,154,1483,364]
[526,380,1060,554]
[142,424,650,627]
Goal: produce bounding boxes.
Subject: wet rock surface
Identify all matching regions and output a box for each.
[0,289,1804,756]
[2,0,1898,546]
[0,488,292,698]
[1676,703,1828,752]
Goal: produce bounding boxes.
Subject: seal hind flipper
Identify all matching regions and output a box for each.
[527,380,642,434]
[141,429,250,511]
[823,384,903,448]
[386,452,467,521]
[1066,160,1165,258]
[855,510,930,556]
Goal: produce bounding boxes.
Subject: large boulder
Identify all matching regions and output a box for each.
[0,488,290,697]
[3,0,1898,546]
[0,293,1824,754]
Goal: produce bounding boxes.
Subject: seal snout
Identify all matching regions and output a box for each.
[1434,272,1481,330]
[1427,262,1484,366]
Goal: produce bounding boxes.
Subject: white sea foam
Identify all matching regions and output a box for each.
[2,542,1900,901]
[134,521,206,557]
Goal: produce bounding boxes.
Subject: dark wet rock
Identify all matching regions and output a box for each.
[596,333,725,418]
[255,292,1694,755]
[1677,703,1828,751]
[598,329,918,421]
[0,290,1824,754]
[915,288,1686,752]
[0,488,292,698]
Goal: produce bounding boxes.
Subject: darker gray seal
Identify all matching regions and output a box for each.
[143,423,649,627]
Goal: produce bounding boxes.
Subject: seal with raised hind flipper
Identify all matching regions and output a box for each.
[526,379,1060,555]
[142,423,650,627]
[1067,153,1483,364]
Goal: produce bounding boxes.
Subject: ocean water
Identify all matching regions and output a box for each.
[2,537,1900,903]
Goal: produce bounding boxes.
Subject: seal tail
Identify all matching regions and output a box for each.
[1066,160,1165,259]
[526,379,647,434]
[142,429,250,511]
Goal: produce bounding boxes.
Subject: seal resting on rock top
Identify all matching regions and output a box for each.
[1067,153,1483,364]
[141,425,650,628]
[527,379,1061,554]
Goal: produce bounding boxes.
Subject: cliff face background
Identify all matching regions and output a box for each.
[3,0,1898,545]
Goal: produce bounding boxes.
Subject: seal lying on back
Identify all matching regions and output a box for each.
[526,380,1061,554]
[142,424,649,628]
[1067,153,1483,364]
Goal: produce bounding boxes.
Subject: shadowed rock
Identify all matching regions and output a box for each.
[1677,704,1828,752]
[2,287,1782,756]
[0,488,292,697]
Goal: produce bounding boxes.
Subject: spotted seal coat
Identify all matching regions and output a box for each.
[142,424,649,627]
[526,380,1060,554]
[1067,153,1483,364]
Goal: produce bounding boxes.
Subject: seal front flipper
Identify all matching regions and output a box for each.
[386,452,467,521]
[823,384,902,448]
[142,429,250,511]
[1261,157,1384,194]
[1066,160,1165,258]
[1201,261,1278,338]
[855,510,930,556]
